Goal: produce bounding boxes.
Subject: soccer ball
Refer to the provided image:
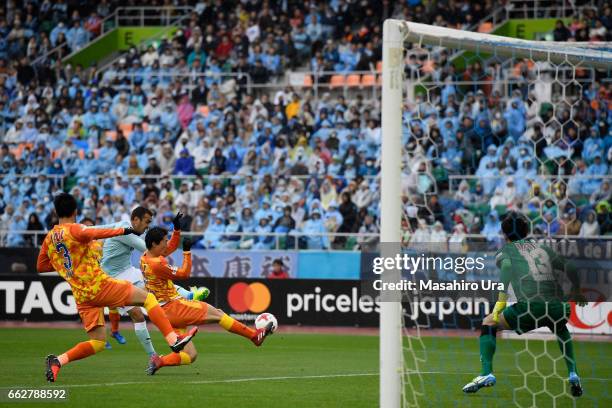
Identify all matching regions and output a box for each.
[255,313,278,333]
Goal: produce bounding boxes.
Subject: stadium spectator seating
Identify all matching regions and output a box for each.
[0,1,611,249]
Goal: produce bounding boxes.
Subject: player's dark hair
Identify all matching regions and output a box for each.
[501,211,529,241]
[53,193,78,218]
[145,226,168,249]
[80,217,95,226]
[131,206,153,221]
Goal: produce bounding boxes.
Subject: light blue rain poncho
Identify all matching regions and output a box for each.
[201,215,226,249]
[513,158,537,196]
[475,160,500,196]
[481,211,503,249]
[301,211,329,249]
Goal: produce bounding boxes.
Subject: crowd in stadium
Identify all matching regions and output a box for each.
[0,1,611,249]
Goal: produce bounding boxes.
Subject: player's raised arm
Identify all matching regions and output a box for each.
[36,238,55,273]
[69,224,136,243]
[492,257,512,323]
[113,232,148,253]
[163,212,184,255]
[149,249,192,280]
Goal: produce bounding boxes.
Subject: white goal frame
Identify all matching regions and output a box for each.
[380,19,612,408]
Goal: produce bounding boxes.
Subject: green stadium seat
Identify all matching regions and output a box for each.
[494,205,508,216]
[65,177,78,192]
[345,236,357,250]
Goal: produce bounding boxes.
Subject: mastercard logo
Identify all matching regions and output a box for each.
[227,282,271,313]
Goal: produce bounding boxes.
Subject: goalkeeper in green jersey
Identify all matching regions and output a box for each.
[462,212,586,397]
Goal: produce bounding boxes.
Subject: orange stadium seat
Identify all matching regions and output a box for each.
[119,123,133,138]
[478,22,493,33]
[361,74,376,87]
[198,105,209,116]
[330,75,345,88]
[512,59,535,77]
[422,59,435,73]
[346,74,361,87]
[11,144,24,158]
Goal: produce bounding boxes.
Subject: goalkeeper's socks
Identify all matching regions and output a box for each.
[143,293,178,345]
[479,325,497,376]
[556,326,577,375]
[219,314,256,339]
[176,285,194,300]
[109,309,120,332]
[58,340,106,366]
[161,352,192,366]
[134,321,156,356]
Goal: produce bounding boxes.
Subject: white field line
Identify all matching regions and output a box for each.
[46,373,379,388]
[17,371,609,389]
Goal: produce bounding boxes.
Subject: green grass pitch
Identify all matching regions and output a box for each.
[0,328,609,407]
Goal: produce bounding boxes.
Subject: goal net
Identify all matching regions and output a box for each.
[380,20,612,408]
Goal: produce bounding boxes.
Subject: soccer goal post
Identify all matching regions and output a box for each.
[380,19,612,408]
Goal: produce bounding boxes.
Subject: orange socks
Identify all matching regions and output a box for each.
[143,293,178,345]
[58,340,106,366]
[160,352,191,367]
[219,314,256,339]
[109,309,120,333]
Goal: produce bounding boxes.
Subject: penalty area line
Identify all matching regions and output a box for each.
[44,372,380,388]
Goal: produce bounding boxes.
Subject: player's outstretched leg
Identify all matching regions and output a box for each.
[127,307,156,357]
[556,325,582,397]
[108,308,126,344]
[206,305,273,346]
[175,285,210,302]
[463,313,503,393]
[45,328,107,383]
[176,285,194,300]
[131,288,197,352]
[147,339,197,375]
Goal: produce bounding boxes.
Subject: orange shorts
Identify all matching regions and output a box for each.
[76,278,135,332]
[162,299,208,330]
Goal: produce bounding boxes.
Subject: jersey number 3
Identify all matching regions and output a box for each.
[56,243,73,277]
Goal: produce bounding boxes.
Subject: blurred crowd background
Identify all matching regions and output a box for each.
[0,0,610,250]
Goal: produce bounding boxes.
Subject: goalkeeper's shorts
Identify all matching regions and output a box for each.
[503,301,570,335]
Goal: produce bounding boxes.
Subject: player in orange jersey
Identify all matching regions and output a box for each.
[37,193,197,382]
[140,227,274,375]
[80,216,122,350]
